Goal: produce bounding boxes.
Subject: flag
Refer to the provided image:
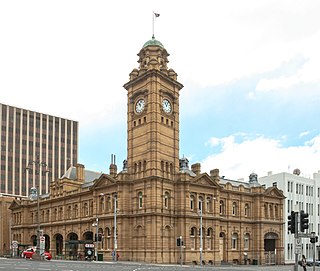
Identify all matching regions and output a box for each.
[154,13,160,17]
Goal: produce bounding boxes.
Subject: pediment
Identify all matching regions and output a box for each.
[264,186,285,198]
[190,173,220,188]
[91,174,117,189]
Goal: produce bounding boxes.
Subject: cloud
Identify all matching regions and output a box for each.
[299,131,310,138]
[201,134,320,181]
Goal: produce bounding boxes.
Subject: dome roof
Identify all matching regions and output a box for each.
[143,36,164,48]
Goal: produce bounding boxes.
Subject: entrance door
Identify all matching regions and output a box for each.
[264,232,278,265]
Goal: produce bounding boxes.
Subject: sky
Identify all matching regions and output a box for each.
[1,0,320,181]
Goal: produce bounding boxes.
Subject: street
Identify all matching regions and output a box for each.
[0,258,318,271]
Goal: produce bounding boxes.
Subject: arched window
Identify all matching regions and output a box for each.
[206,197,212,212]
[46,210,50,222]
[54,208,57,221]
[190,227,197,250]
[74,204,78,218]
[231,233,238,250]
[206,228,213,250]
[220,200,225,215]
[244,203,250,217]
[232,202,237,216]
[164,192,170,209]
[244,233,250,250]
[199,196,203,211]
[105,227,111,250]
[67,206,72,219]
[59,207,63,220]
[99,196,104,213]
[138,192,143,208]
[190,195,195,210]
[264,204,268,218]
[269,204,273,219]
[106,196,111,211]
[83,203,88,217]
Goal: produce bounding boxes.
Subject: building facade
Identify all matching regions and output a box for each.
[0,103,78,196]
[260,170,320,263]
[10,37,285,265]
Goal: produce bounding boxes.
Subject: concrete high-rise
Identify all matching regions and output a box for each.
[0,103,78,196]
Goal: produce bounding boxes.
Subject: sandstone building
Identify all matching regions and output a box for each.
[10,37,285,265]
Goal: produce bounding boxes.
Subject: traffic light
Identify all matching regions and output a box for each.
[310,236,318,243]
[300,210,309,232]
[177,238,181,246]
[288,211,296,234]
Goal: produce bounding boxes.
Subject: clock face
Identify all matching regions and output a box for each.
[162,99,172,114]
[135,98,145,113]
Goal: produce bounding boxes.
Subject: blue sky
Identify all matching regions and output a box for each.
[1,0,320,180]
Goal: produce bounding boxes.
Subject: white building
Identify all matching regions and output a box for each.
[260,170,320,263]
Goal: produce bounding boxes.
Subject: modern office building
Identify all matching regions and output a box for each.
[260,170,320,263]
[10,37,285,265]
[0,103,78,196]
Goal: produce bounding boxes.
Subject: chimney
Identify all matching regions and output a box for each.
[210,168,220,183]
[109,154,117,177]
[76,163,85,182]
[191,163,201,176]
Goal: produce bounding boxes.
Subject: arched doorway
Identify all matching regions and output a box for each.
[66,232,78,260]
[53,234,63,256]
[264,232,278,265]
[219,232,226,263]
[44,234,50,252]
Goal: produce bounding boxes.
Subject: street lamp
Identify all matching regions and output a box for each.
[198,200,203,266]
[26,154,49,260]
[114,193,118,262]
[92,217,98,261]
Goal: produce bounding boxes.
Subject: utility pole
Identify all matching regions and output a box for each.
[26,154,49,260]
[114,194,117,262]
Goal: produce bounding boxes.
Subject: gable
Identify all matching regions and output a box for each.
[190,173,220,188]
[264,186,285,199]
[91,174,117,189]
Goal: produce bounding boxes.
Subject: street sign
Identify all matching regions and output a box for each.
[12,241,18,249]
[85,244,94,248]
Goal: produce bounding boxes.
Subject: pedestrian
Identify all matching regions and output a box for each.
[117,252,119,261]
[301,254,307,271]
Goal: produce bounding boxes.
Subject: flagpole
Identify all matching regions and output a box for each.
[152,11,155,39]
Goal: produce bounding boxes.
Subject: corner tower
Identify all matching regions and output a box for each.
[123,37,183,180]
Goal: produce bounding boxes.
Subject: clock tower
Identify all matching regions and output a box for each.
[123,37,183,180]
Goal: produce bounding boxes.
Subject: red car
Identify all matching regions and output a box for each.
[22,248,52,260]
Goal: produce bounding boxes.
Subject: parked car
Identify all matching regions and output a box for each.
[299,259,320,266]
[22,248,52,260]
[307,259,320,266]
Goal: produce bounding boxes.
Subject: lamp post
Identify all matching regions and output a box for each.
[114,193,117,262]
[92,217,98,261]
[198,201,203,266]
[26,154,49,260]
